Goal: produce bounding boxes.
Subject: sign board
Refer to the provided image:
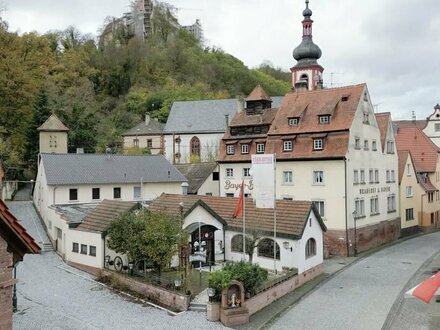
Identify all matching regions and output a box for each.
[251,154,275,208]
[189,253,206,263]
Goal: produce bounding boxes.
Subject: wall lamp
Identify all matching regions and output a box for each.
[283,241,293,252]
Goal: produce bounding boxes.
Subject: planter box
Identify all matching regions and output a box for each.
[206,302,220,321]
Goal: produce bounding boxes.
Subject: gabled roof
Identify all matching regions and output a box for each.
[122,118,164,136]
[37,113,69,132]
[417,173,438,192]
[175,162,217,194]
[40,153,187,185]
[245,85,272,102]
[397,150,410,184]
[0,199,40,262]
[164,99,241,134]
[393,120,427,131]
[75,199,138,233]
[269,84,365,136]
[228,108,278,128]
[375,112,391,152]
[149,194,326,239]
[395,127,440,173]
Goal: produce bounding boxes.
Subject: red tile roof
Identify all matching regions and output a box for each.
[397,150,410,184]
[149,194,326,239]
[228,108,277,127]
[395,127,439,173]
[375,112,391,153]
[417,173,438,192]
[394,120,427,130]
[245,85,272,102]
[0,200,40,262]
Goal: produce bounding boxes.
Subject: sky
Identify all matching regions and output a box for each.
[2,0,440,120]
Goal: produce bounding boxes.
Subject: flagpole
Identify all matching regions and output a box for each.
[273,154,277,274]
[242,180,246,261]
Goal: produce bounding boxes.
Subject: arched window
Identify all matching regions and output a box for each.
[231,234,243,253]
[305,238,316,258]
[190,136,200,157]
[257,238,280,260]
[300,74,309,86]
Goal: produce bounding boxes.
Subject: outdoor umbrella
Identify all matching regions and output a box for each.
[405,272,440,303]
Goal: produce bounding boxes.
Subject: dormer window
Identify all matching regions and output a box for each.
[256,143,265,154]
[313,139,323,151]
[241,144,249,154]
[319,115,330,124]
[226,145,235,155]
[288,117,300,126]
[283,140,293,151]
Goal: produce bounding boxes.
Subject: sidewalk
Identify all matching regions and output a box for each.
[234,255,357,330]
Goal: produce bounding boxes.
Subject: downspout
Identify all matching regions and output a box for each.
[344,157,349,256]
[53,186,58,205]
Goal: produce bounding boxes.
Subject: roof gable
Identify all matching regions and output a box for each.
[40,153,187,185]
[245,85,272,102]
[175,162,217,194]
[375,112,391,152]
[37,113,69,132]
[122,118,164,136]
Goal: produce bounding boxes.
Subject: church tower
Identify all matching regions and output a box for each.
[37,113,69,154]
[291,0,324,91]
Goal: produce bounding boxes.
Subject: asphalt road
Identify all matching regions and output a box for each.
[269,232,440,330]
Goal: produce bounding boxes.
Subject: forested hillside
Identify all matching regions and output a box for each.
[0,4,290,174]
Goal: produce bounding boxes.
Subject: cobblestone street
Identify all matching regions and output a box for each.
[9,202,227,330]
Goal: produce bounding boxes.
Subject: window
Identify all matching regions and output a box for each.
[312,201,325,217]
[190,136,200,157]
[92,188,100,200]
[406,186,413,198]
[355,198,365,217]
[387,194,396,212]
[391,170,395,182]
[147,139,153,148]
[80,244,87,255]
[226,145,235,155]
[133,138,139,148]
[313,139,323,151]
[355,137,361,149]
[364,140,369,150]
[387,141,394,154]
[288,117,299,126]
[363,112,369,124]
[406,208,414,221]
[212,172,219,181]
[113,187,121,199]
[375,169,379,183]
[231,234,244,253]
[283,171,293,184]
[241,144,249,154]
[435,123,440,132]
[89,246,96,257]
[319,115,330,124]
[406,164,411,176]
[354,170,359,184]
[369,169,374,183]
[133,186,141,199]
[72,242,79,253]
[360,169,365,184]
[69,189,78,201]
[256,143,265,154]
[257,238,280,260]
[226,193,234,197]
[370,196,379,214]
[313,171,324,184]
[372,140,377,151]
[283,140,293,151]
[428,192,434,203]
[243,168,251,177]
[305,238,316,258]
[226,168,234,177]
[386,170,390,183]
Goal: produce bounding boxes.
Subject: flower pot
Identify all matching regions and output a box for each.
[206,302,220,322]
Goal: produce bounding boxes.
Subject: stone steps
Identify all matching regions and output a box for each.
[42,242,54,252]
[188,303,207,312]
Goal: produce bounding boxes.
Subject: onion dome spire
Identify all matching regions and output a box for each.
[292,0,322,67]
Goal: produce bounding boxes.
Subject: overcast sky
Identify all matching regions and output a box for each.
[2,0,440,120]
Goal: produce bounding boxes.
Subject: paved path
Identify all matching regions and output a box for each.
[9,201,228,330]
[269,232,440,330]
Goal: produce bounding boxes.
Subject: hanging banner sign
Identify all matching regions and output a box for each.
[251,154,275,208]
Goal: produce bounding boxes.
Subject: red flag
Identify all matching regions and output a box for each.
[233,180,244,218]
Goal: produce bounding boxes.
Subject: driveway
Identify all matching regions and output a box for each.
[9,202,227,330]
[269,232,440,330]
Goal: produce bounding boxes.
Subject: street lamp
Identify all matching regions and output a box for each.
[207,287,215,302]
[353,211,358,257]
[128,261,134,276]
[12,265,17,312]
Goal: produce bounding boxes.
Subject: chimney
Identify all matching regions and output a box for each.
[225,114,229,128]
[181,182,189,195]
[145,114,150,125]
[412,110,416,124]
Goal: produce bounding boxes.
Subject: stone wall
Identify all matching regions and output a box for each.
[100,269,190,311]
[0,236,14,330]
[245,264,322,316]
[67,261,101,276]
[325,217,401,256]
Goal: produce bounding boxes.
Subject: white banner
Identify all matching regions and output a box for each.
[251,154,275,208]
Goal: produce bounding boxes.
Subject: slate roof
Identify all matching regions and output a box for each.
[0,199,40,262]
[149,194,326,239]
[175,162,217,194]
[164,99,241,134]
[40,153,187,185]
[375,112,391,153]
[56,204,98,226]
[75,200,137,233]
[122,117,164,136]
[395,127,439,173]
[37,113,69,132]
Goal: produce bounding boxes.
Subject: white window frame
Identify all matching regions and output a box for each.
[313,139,323,151]
[355,198,365,217]
[288,118,299,126]
[406,208,414,221]
[319,115,330,124]
[133,186,141,199]
[364,140,369,150]
[370,196,379,214]
[226,168,234,177]
[387,140,394,154]
[256,143,265,154]
[369,169,374,183]
[283,171,293,184]
[243,168,251,177]
[312,200,325,218]
[375,169,379,183]
[241,144,249,154]
[283,140,293,151]
[435,123,440,132]
[387,194,396,212]
[360,169,365,184]
[313,171,324,185]
[372,140,377,151]
[355,137,361,149]
[226,144,235,155]
[406,164,411,176]
[354,170,359,184]
[406,186,413,197]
